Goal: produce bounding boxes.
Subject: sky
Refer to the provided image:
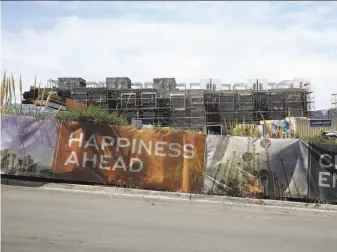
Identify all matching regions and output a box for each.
[1,1,337,109]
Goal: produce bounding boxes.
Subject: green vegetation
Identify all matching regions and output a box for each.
[0,106,54,118]
[54,105,127,125]
[228,126,261,137]
[300,136,337,145]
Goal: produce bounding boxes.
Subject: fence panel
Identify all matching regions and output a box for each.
[1,113,336,201]
[308,142,337,201]
[1,114,206,193]
[1,114,59,178]
[204,135,309,199]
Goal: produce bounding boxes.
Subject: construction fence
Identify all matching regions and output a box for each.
[1,114,336,202]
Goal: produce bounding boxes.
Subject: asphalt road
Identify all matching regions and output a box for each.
[1,185,337,252]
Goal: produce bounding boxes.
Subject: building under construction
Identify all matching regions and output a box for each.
[22,77,314,134]
[329,93,337,118]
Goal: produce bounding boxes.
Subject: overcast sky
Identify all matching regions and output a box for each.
[1,1,336,109]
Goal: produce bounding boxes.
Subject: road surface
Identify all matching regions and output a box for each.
[1,185,337,252]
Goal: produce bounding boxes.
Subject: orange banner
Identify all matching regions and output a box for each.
[52,122,206,193]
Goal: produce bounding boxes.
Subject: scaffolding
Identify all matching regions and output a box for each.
[330,93,337,118]
[253,90,267,122]
[63,88,205,130]
[267,89,286,120]
[332,93,337,109]
[304,80,315,112]
[47,79,58,89]
[237,90,254,122]
[22,77,313,134]
[284,88,305,117]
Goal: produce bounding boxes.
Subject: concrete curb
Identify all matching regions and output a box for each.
[2,178,337,212]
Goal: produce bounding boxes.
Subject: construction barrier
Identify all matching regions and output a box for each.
[1,114,205,193]
[1,114,336,201]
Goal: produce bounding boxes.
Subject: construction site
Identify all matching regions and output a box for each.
[22,77,314,134]
[330,93,337,118]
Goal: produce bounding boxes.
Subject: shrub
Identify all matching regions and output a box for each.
[54,105,127,125]
[301,136,337,145]
[228,126,261,137]
[1,106,54,118]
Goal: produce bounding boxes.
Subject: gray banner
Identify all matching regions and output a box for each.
[204,135,309,199]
